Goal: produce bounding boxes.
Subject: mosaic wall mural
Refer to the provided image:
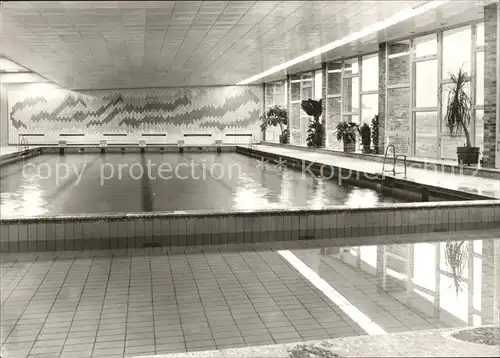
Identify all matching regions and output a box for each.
[8,85,263,144]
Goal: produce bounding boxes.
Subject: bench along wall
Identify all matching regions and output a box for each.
[7,83,263,145]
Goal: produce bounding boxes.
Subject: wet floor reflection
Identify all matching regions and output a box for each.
[288,237,500,331]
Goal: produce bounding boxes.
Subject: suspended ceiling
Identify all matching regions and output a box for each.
[0,1,488,90]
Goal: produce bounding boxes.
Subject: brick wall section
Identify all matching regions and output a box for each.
[387,87,411,154]
[484,3,498,168]
[378,43,387,155]
[388,43,410,84]
[385,42,411,155]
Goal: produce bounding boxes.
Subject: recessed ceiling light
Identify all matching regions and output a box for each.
[237,0,450,84]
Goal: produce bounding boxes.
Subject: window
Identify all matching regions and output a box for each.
[476,22,484,47]
[361,94,378,125]
[415,60,438,108]
[361,54,378,91]
[414,34,437,58]
[443,26,472,78]
[314,70,322,100]
[344,57,359,76]
[327,62,342,95]
[415,112,438,158]
[343,77,359,113]
[476,51,484,106]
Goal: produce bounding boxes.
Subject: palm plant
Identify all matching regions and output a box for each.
[445,241,469,295]
[261,105,289,144]
[440,68,479,164]
[335,121,359,152]
[301,99,324,148]
[371,114,379,154]
[360,123,371,154]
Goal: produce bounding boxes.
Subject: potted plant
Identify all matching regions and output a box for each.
[335,121,359,153]
[371,114,379,154]
[360,123,371,154]
[441,68,479,165]
[261,105,289,144]
[301,99,324,148]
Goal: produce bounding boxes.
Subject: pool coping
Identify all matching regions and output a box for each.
[1,199,499,223]
[261,141,500,179]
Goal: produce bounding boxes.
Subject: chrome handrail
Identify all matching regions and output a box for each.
[382,144,407,178]
[18,134,29,151]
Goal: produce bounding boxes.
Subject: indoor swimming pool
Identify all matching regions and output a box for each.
[0,152,405,218]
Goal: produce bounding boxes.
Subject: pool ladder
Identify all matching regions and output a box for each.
[18,135,29,151]
[382,144,407,178]
[249,136,257,149]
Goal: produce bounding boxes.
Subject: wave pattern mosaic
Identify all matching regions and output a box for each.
[8,85,263,144]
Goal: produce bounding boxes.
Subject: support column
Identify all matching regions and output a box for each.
[262,83,266,142]
[484,3,498,168]
[378,43,387,155]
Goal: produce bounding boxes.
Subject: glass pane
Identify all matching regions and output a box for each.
[326,97,341,129]
[291,81,301,101]
[414,34,437,57]
[301,80,313,100]
[327,62,342,95]
[388,41,410,84]
[415,112,438,158]
[275,80,284,93]
[314,71,322,100]
[275,92,285,106]
[443,26,472,78]
[476,22,484,47]
[361,94,378,125]
[290,103,300,129]
[344,57,359,75]
[343,77,359,112]
[265,84,273,104]
[476,109,484,152]
[415,60,438,108]
[441,135,466,159]
[302,72,313,80]
[361,53,378,91]
[476,51,484,105]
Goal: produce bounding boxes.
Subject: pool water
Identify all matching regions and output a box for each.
[0,152,404,218]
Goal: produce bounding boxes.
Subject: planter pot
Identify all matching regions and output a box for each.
[279,133,288,144]
[343,141,355,153]
[457,146,480,165]
[362,145,371,154]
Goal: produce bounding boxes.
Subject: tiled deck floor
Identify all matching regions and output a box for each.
[1,231,499,358]
[254,145,500,199]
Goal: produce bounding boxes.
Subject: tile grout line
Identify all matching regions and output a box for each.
[254,249,342,335]
[277,250,386,336]
[166,249,187,352]
[27,255,78,357]
[1,256,49,346]
[218,249,276,345]
[59,255,95,357]
[89,253,115,358]
[236,250,307,340]
[183,251,217,347]
[121,251,132,357]
[201,249,248,348]
[1,259,34,306]
[148,253,157,355]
